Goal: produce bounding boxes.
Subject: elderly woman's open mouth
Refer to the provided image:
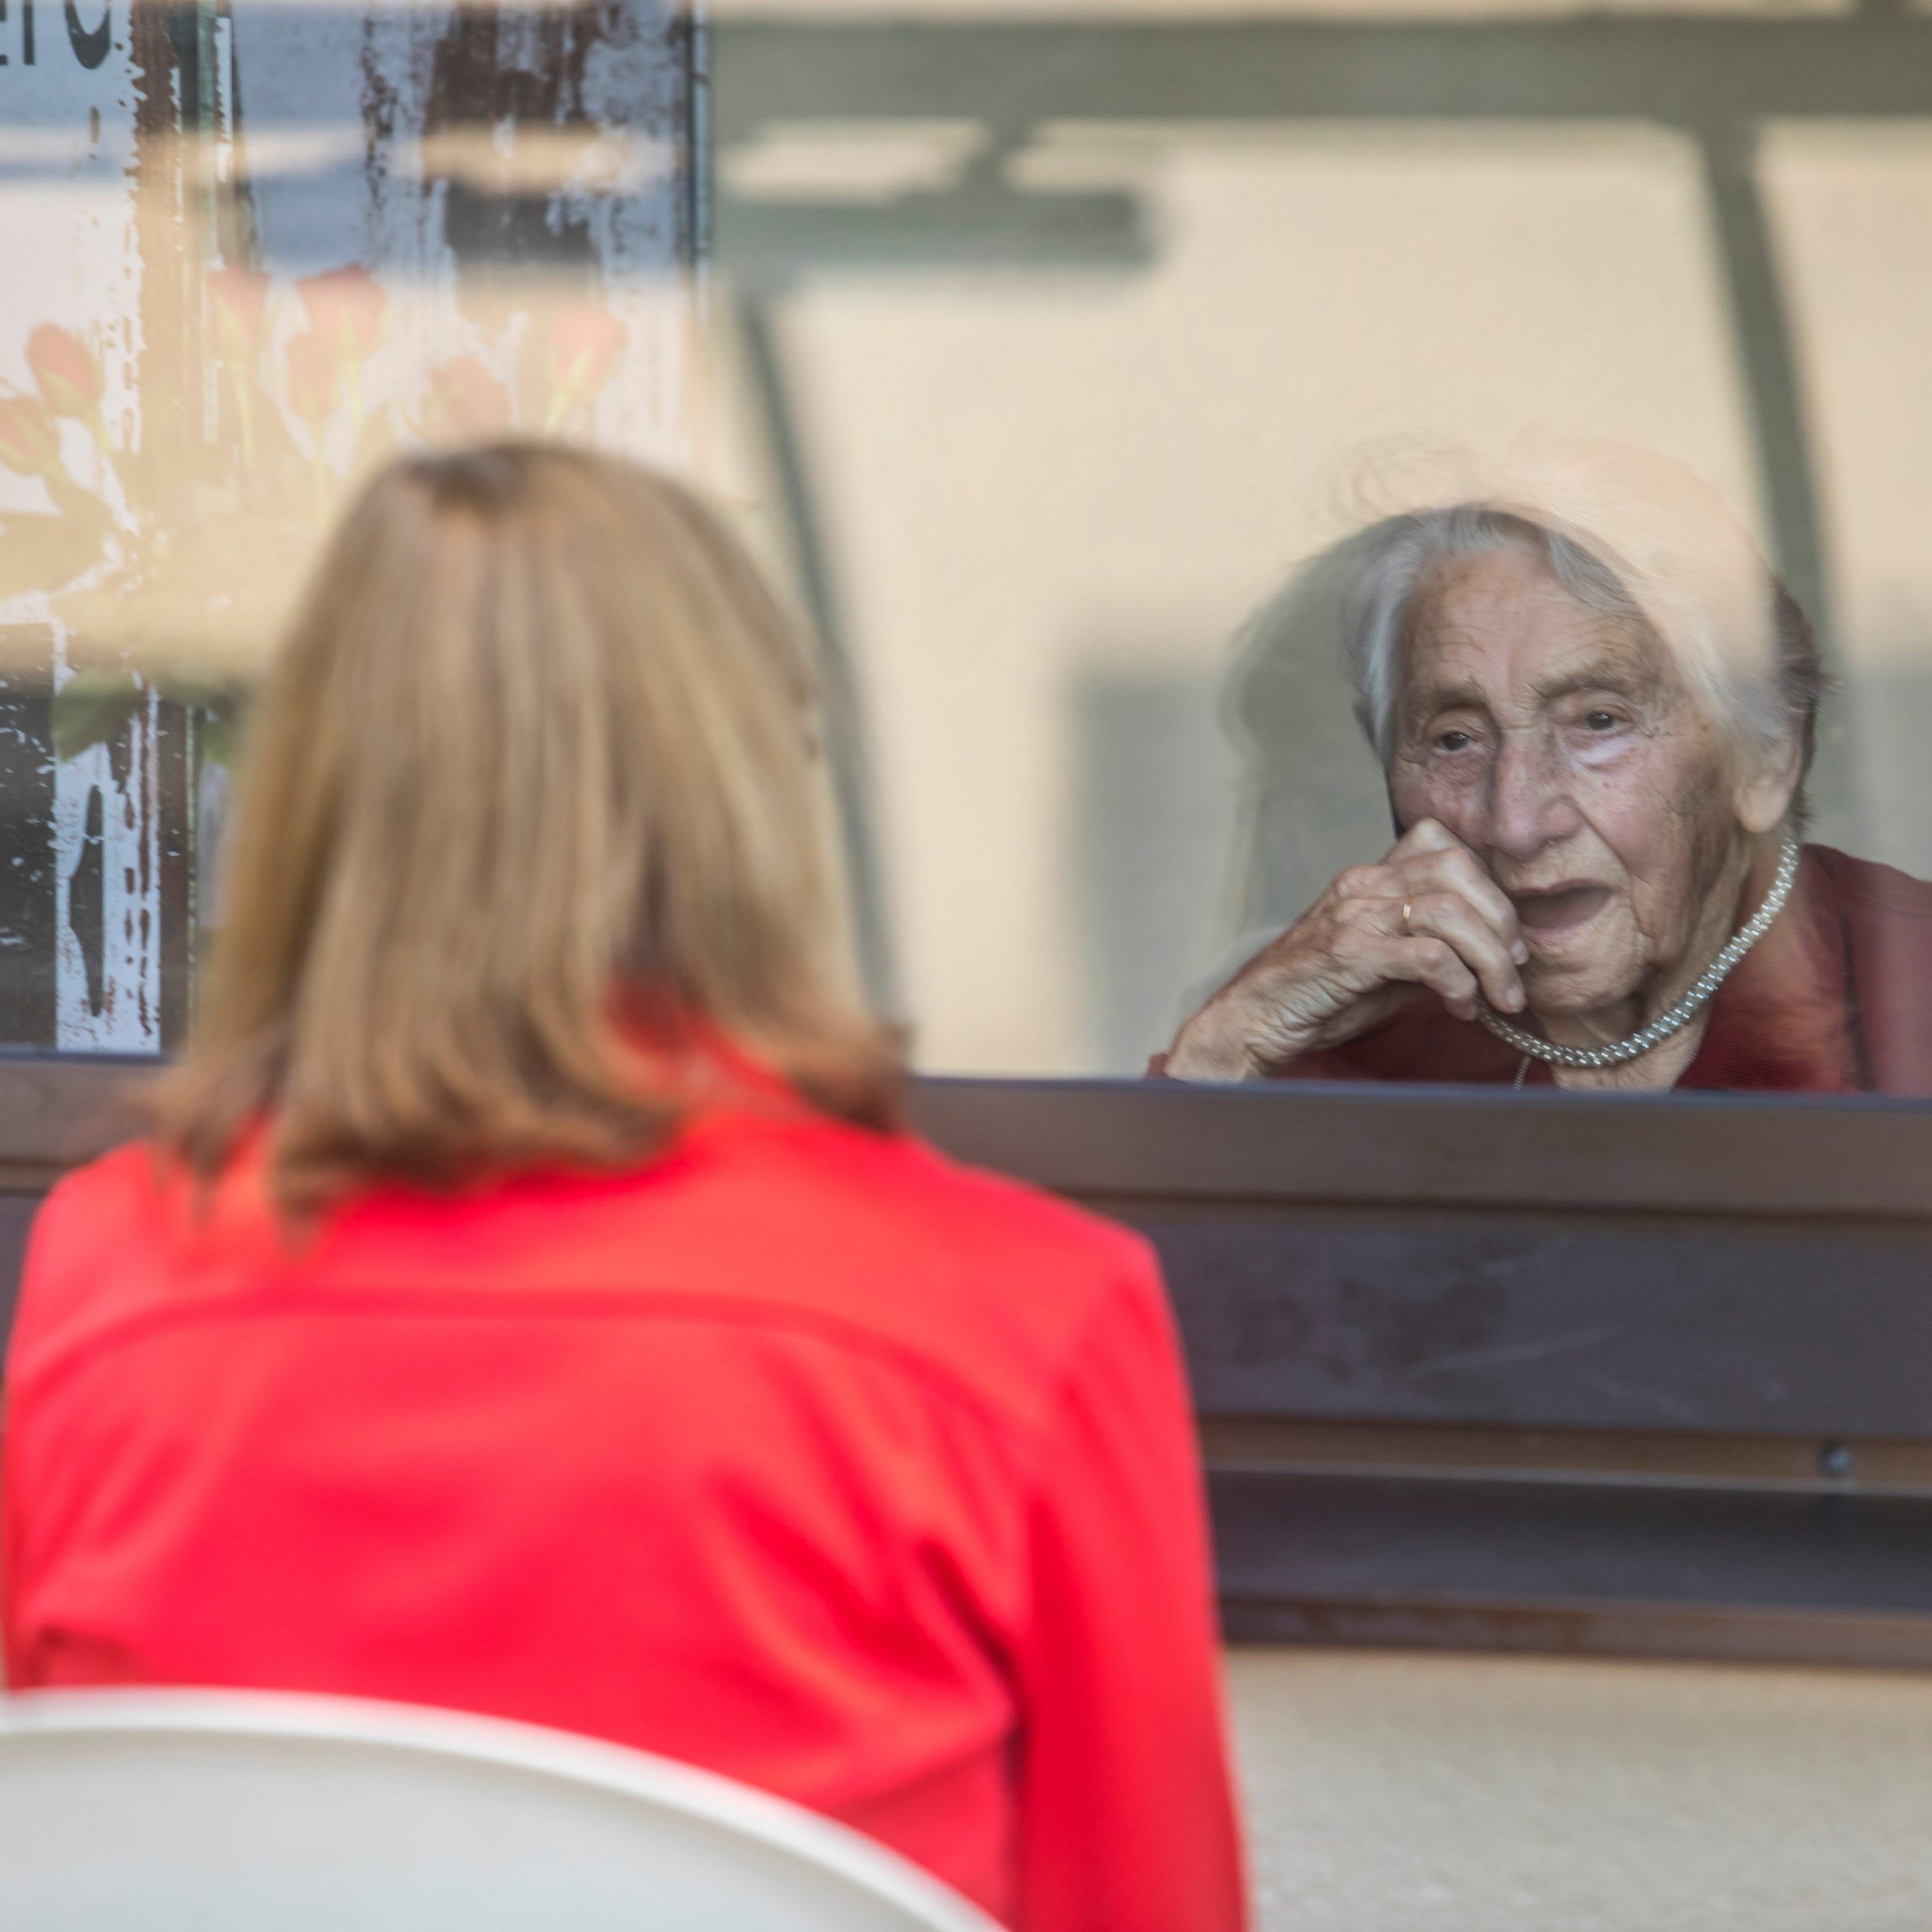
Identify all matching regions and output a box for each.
[1510,883,1614,937]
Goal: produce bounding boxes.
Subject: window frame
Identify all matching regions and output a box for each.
[8,1055,1932,1669]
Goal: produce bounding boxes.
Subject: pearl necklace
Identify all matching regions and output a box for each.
[1476,835,1801,1072]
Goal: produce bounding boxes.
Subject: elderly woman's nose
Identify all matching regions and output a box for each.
[1486,729,1582,860]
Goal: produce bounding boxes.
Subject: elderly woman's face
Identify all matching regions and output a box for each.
[1386,543,1763,1018]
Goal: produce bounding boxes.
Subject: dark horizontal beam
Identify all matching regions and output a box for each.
[0,1053,152,1184]
[1213,1464,1932,1612]
[1155,1206,1932,1436]
[1200,1416,1932,1492]
[908,1075,1932,1219]
[713,15,1932,141]
[715,185,1150,279]
[1213,1464,1932,1666]
[1222,1596,1932,1672]
[910,1081,1932,1438]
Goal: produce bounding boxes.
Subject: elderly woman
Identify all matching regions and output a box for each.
[1164,467,1932,1093]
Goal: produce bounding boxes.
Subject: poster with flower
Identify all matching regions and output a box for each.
[0,0,696,1051]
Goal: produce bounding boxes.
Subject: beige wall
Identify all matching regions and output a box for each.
[1225,1647,1932,1932]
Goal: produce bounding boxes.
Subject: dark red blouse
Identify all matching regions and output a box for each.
[1162,845,1932,1094]
[3,1065,1245,1932]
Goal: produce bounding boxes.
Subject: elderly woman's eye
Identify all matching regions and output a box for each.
[1436,729,1474,752]
[1583,710,1621,732]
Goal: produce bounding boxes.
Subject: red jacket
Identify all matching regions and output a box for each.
[2,1071,1244,1932]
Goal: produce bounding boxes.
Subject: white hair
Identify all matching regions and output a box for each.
[1340,503,1823,811]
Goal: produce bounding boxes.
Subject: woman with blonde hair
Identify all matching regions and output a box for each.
[2,444,1244,1932]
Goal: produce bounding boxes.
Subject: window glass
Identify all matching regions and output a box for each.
[703,5,1932,1092]
[10,1,1932,1101]
[720,122,1755,1071]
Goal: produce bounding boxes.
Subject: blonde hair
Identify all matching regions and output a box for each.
[154,441,899,1211]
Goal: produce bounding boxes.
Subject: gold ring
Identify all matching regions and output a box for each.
[1401,898,1413,935]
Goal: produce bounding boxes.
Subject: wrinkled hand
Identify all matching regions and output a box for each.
[1165,820,1529,1080]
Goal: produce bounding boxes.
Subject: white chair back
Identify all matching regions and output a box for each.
[0,1688,1002,1932]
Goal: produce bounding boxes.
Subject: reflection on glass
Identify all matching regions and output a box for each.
[0,0,695,1051]
[700,5,1932,1080]
[1161,440,1930,1094]
[11,1,1932,1089]
[718,117,1763,1073]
